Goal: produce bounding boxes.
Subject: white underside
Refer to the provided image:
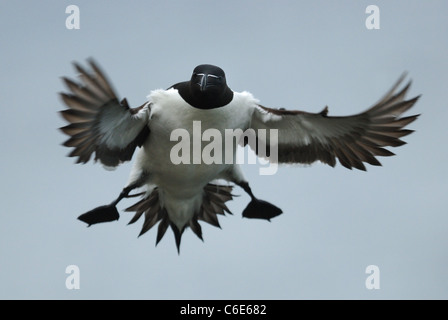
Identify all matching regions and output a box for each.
[127,88,258,230]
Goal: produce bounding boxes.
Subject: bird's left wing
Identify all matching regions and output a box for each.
[247,74,420,171]
[59,59,150,167]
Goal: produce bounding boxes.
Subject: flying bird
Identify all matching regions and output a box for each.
[59,59,420,252]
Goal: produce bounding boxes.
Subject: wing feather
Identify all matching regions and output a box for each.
[249,74,420,170]
[59,59,150,167]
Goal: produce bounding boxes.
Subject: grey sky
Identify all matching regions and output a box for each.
[0,1,447,299]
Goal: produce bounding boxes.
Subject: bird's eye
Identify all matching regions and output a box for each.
[192,73,205,80]
[208,74,223,83]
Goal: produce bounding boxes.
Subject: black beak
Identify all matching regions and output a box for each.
[199,74,207,92]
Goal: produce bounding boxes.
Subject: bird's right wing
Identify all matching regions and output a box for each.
[59,59,150,167]
[247,74,420,170]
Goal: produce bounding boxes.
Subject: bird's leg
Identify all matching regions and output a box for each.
[110,185,138,206]
[236,181,283,221]
[78,174,148,227]
[238,181,256,200]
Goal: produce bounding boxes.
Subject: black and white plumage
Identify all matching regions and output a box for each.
[59,59,420,252]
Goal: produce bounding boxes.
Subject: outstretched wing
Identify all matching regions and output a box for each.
[59,59,150,167]
[248,74,420,171]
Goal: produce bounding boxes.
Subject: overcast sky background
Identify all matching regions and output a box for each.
[0,1,447,299]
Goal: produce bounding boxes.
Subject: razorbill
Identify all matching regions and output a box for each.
[59,59,420,252]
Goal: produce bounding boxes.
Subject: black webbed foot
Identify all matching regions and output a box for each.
[77,183,146,227]
[78,204,120,226]
[237,181,283,221]
[242,198,283,221]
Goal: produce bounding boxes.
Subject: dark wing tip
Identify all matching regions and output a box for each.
[320,106,329,117]
[170,223,184,254]
[72,60,86,75]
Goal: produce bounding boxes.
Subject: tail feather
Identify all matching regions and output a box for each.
[189,216,203,241]
[156,214,169,245]
[137,204,162,237]
[125,183,234,252]
[198,206,221,228]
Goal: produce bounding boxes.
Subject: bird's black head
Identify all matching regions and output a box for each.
[190,64,227,96]
[173,64,233,109]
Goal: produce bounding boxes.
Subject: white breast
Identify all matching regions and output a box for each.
[128,89,259,230]
[135,89,254,189]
